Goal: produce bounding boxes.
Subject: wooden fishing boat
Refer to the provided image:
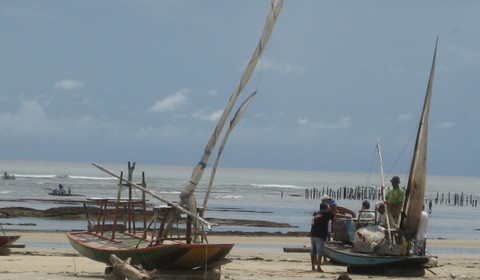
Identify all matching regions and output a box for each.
[48,192,83,197]
[1,172,15,180]
[324,241,429,268]
[67,203,233,270]
[66,165,235,270]
[324,39,438,269]
[0,235,20,247]
[67,0,283,273]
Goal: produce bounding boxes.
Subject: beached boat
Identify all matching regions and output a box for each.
[67,0,283,272]
[324,39,438,269]
[0,235,20,247]
[67,194,234,270]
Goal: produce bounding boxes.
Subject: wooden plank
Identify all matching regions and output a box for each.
[283,247,310,253]
[2,243,25,248]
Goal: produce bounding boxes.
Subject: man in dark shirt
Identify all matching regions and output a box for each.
[310,202,334,272]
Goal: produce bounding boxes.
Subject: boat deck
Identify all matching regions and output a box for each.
[69,231,153,250]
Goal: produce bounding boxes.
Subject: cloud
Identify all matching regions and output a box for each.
[0,99,158,141]
[148,88,189,113]
[208,89,218,96]
[193,109,223,122]
[53,79,84,90]
[396,113,413,122]
[0,100,57,137]
[449,43,480,67]
[435,121,455,128]
[297,118,308,125]
[297,116,352,130]
[246,58,305,73]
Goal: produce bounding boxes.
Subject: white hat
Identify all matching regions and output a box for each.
[376,202,385,209]
[320,195,330,201]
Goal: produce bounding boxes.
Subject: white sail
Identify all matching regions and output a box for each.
[179,0,283,213]
[401,38,438,232]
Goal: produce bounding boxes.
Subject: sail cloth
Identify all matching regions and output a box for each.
[179,0,284,214]
[401,38,438,233]
[202,92,257,210]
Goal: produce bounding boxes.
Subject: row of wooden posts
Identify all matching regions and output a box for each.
[304,186,478,208]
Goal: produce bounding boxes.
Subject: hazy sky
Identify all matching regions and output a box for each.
[1,1,479,177]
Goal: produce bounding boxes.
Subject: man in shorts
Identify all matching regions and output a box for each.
[310,202,334,272]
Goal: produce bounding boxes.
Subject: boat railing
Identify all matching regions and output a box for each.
[84,197,147,238]
[151,205,206,245]
[82,197,208,246]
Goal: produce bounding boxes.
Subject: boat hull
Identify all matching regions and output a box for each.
[0,236,20,247]
[66,231,234,270]
[324,242,429,268]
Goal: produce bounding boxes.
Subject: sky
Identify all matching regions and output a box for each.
[1,1,479,177]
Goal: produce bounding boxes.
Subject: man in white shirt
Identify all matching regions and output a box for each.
[375,202,387,228]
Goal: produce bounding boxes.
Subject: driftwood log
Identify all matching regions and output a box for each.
[106,254,150,280]
[105,254,222,280]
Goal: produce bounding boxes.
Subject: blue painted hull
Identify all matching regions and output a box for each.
[324,242,429,268]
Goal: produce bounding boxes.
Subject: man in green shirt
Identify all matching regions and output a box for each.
[385,176,405,226]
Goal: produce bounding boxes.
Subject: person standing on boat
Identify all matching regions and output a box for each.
[58,184,67,195]
[356,200,375,228]
[310,202,334,272]
[414,206,429,255]
[385,176,405,227]
[375,202,387,227]
[375,202,388,227]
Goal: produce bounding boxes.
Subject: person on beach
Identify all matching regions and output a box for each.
[310,202,334,272]
[329,199,356,242]
[385,176,405,226]
[319,195,332,263]
[375,202,387,227]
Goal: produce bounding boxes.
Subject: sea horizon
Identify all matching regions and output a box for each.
[1,159,479,241]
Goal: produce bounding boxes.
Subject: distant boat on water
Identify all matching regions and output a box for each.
[1,172,15,180]
[47,184,81,196]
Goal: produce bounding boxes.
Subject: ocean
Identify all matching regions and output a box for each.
[1,159,479,244]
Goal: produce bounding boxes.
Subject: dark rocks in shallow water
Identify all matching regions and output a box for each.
[0,206,304,234]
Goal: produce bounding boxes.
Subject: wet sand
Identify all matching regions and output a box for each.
[0,230,478,279]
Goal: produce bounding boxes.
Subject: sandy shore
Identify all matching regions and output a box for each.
[0,231,478,279]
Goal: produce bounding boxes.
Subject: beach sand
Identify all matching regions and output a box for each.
[0,231,478,279]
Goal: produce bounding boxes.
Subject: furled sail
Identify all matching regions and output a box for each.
[401,38,438,232]
[179,0,283,214]
[376,140,393,234]
[202,92,257,210]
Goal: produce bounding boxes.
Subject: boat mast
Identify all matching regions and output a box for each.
[376,140,394,239]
